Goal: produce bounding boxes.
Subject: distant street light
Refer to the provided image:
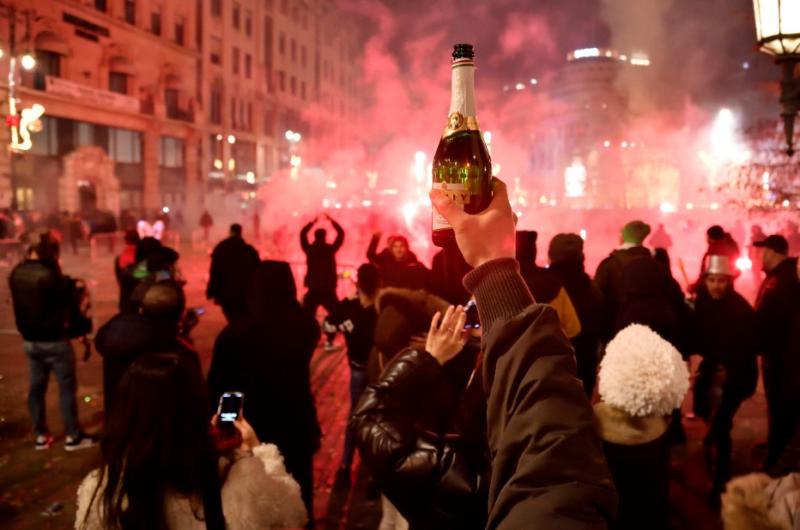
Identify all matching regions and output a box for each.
[20,52,36,70]
[752,0,800,155]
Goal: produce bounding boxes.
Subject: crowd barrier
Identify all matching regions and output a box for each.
[90,231,181,261]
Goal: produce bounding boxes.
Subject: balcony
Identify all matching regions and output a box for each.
[166,105,194,123]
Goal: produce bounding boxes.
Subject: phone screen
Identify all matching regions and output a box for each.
[218,392,244,423]
[464,300,480,330]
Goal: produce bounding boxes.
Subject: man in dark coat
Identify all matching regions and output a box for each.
[300,214,345,349]
[95,280,197,418]
[691,255,758,496]
[367,232,430,289]
[594,220,653,341]
[753,234,800,469]
[548,233,604,397]
[206,223,260,322]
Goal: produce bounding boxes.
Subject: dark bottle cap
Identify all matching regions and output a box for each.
[452,43,474,60]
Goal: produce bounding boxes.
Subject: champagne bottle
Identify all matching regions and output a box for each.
[431,43,492,248]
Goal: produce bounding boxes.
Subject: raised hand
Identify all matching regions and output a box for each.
[425,305,467,365]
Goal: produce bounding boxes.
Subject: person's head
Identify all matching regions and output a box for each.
[751,224,764,237]
[248,260,297,317]
[135,237,162,263]
[356,263,380,299]
[140,280,186,323]
[388,235,409,261]
[26,229,60,263]
[515,231,538,264]
[124,229,140,247]
[91,352,216,530]
[314,228,327,244]
[707,225,725,244]
[146,246,180,277]
[548,233,583,266]
[702,255,734,299]
[229,223,243,238]
[755,235,789,272]
[620,220,651,246]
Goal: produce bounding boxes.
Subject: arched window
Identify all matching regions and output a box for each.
[108,56,135,94]
[32,31,69,90]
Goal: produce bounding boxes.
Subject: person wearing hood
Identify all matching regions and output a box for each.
[691,255,759,498]
[548,233,604,397]
[515,231,581,339]
[594,324,690,530]
[367,232,430,290]
[206,224,260,322]
[207,261,321,527]
[754,234,800,470]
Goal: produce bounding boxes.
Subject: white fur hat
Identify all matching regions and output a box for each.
[599,324,690,417]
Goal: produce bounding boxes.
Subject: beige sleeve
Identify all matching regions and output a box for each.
[75,470,104,530]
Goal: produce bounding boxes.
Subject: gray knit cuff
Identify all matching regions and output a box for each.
[463,258,534,333]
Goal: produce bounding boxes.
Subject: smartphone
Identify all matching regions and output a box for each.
[463,300,480,330]
[217,392,244,424]
[194,307,206,316]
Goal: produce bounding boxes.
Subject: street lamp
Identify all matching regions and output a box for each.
[752,0,800,155]
[20,52,35,70]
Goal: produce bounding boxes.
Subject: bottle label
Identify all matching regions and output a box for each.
[442,112,480,138]
[432,182,469,230]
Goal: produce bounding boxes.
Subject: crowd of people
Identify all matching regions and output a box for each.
[6,180,800,529]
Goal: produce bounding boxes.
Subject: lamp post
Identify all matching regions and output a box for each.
[752,0,800,156]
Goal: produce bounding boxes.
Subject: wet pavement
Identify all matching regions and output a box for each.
[0,240,769,529]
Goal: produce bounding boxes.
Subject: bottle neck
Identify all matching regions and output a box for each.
[448,61,477,117]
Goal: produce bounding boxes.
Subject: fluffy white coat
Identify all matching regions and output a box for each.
[74,443,307,530]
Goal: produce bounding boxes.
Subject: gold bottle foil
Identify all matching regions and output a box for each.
[442,112,480,138]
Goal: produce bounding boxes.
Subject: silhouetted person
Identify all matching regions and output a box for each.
[430,245,472,305]
[367,232,429,289]
[648,223,673,251]
[200,210,213,243]
[700,225,740,280]
[300,214,344,350]
[114,230,140,312]
[206,224,260,322]
[749,224,767,287]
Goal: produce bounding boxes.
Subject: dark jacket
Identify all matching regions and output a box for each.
[300,220,344,291]
[324,297,376,369]
[550,261,604,395]
[207,261,322,461]
[692,285,759,400]
[595,246,652,340]
[95,313,197,416]
[464,258,617,529]
[367,236,429,289]
[206,236,260,309]
[755,257,800,399]
[351,347,488,530]
[9,259,70,342]
[430,247,472,305]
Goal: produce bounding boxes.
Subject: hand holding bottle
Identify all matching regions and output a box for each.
[430,178,515,268]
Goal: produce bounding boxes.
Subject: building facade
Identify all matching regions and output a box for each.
[1,0,363,225]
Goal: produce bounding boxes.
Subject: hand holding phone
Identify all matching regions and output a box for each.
[217,392,244,424]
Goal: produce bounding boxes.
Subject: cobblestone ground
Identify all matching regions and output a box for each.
[0,241,768,529]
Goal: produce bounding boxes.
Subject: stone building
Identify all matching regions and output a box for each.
[1,0,363,225]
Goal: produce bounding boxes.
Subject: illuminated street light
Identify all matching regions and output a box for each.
[216,134,223,141]
[20,53,36,70]
[226,134,236,144]
[752,0,800,155]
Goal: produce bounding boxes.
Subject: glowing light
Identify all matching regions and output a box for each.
[539,195,548,205]
[483,131,492,145]
[227,135,236,144]
[213,158,223,170]
[564,159,587,198]
[603,140,611,148]
[619,54,628,62]
[742,61,750,70]
[401,202,418,226]
[335,202,342,209]
[227,159,236,171]
[20,53,36,70]
[762,171,771,191]
[284,130,302,142]
[10,102,46,152]
[736,256,753,271]
[549,198,557,206]
[0,49,4,59]
[325,180,337,189]
[515,82,525,91]
[621,141,628,148]
[573,47,600,59]
[529,78,538,85]
[709,108,750,167]
[629,53,651,66]
[216,134,223,141]
[246,171,256,184]
[413,151,427,183]
[579,229,587,240]
[492,163,501,177]
[710,202,720,210]
[322,198,331,208]
[686,202,695,210]
[162,206,170,214]
[659,202,676,214]
[361,200,372,207]
[783,199,791,208]
[515,211,523,218]
[290,155,302,167]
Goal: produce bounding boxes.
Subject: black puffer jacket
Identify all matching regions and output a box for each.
[351,347,488,530]
[9,259,70,342]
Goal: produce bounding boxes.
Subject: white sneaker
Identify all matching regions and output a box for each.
[65,433,95,452]
[35,434,54,450]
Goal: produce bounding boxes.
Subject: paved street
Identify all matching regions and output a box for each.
[0,240,770,529]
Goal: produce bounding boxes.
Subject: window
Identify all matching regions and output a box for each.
[230,98,237,128]
[301,46,306,67]
[278,32,285,54]
[280,0,287,15]
[278,70,285,91]
[109,72,128,94]
[33,50,60,90]
[290,76,296,96]
[95,0,107,12]
[300,81,306,101]
[109,128,142,163]
[151,7,161,36]
[159,136,185,168]
[244,53,252,78]
[124,0,136,23]
[210,83,222,124]
[233,2,241,30]
[174,15,185,45]
[211,0,221,17]
[210,36,222,64]
[76,122,95,147]
[264,0,273,10]
[165,88,180,118]
[238,100,245,130]
[263,105,274,136]
[245,10,252,36]
[246,102,253,131]
[290,39,296,62]
[233,47,240,75]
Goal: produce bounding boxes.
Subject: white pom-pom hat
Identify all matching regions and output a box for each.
[599,324,690,418]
